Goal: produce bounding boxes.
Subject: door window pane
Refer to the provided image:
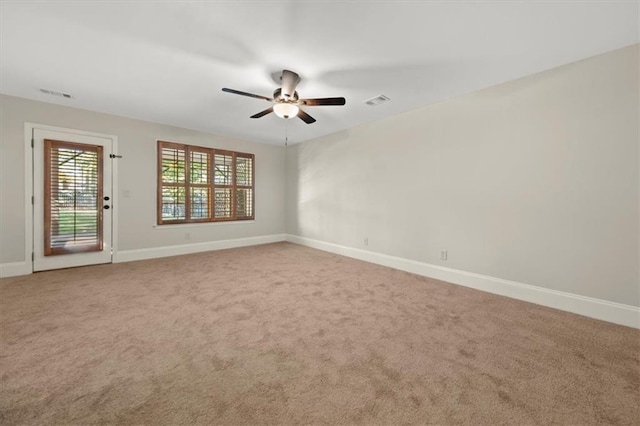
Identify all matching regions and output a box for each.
[45,140,102,255]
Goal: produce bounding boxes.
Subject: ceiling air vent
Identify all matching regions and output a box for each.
[363,94,390,106]
[39,88,73,99]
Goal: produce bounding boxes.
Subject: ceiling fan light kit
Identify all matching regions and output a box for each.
[222,69,346,124]
[273,103,299,119]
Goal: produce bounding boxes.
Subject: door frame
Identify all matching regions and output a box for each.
[25,123,119,272]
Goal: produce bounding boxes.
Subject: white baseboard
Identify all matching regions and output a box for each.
[286,234,640,329]
[0,235,286,278]
[0,261,32,278]
[113,234,287,263]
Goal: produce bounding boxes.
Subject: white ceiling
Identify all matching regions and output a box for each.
[1,1,638,145]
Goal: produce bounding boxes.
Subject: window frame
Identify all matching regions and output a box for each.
[157,141,255,225]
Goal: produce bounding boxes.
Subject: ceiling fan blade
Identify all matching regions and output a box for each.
[299,97,346,106]
[280,70,301,99]
[250,107,274,119]
[297,109,316,124]
[222,88,272,101]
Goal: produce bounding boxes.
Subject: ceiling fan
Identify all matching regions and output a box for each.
[222,69,346,124]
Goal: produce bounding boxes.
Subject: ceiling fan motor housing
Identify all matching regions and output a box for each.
[273,88,299,102]
[280,69,301,99]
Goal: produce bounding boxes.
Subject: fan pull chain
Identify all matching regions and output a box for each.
[285,121,288,147]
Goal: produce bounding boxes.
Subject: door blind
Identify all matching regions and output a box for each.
[44,140,103,255]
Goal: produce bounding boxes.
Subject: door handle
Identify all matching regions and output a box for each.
[104,196,110,201]
[103,205,110,210]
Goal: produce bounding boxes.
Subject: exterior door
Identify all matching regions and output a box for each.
[33,128,113,271]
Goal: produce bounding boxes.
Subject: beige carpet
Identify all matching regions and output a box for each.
[1,242,638,425]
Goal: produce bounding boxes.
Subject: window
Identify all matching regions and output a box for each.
[157,141,254,224]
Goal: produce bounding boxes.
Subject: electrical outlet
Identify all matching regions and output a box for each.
[185,232,191,240]
[440,250,447,260]
[364,237,369,246]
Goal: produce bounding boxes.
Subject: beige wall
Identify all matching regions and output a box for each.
[0,95,286,264]
[286,45,639,306]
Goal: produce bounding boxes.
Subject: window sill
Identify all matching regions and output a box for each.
[153,220,255,229]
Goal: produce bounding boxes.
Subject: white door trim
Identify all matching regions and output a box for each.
[25,123,119,272]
